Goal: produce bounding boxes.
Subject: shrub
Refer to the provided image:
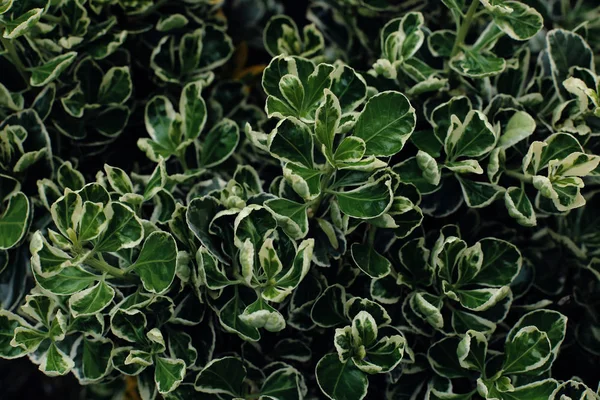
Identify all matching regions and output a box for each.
[1,0,600,399]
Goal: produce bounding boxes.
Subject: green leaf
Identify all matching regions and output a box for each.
[457,177,505,208]
[498,111,536,148]
[351,311,378,347]
[195,356,245,396]
[330,64,367,113]
[110,309,147,343]
[547,29,594,99]
[131,231,177,294]
[316,354,368,400]
[199,118,239,168]
[196,247,236,290]
[361,335,405,373]
[334,137,366,164]
[506,309,567,374]
[450,50,506,78]
[0,192,30,250]
[259,366,306,399]
[180,81,207,140]
[40,342,74,377]
[155,356,186,394]
[428,336,470,379]
[445,110,497,160]
[239,297,286,332]
[29,52,77,87]
[94,202,144,252]
[315,89,341,162]
[351,243,391,279]
[0,0,13,14]
[0,311,28,359]
[455,286,511,311]
[265,198,308,240]
[218,291,260,342]
[503,326,551,374]
[354,91,416,157]
[283,164,322,201]
[490,1,543,40]
[68,280,114,317]
[71,337,113,384]
[104,164,134,195]
[457,330,487,372]
[410,292,444,329]
[505,186,536,226]
[333,177,394,219]
[269,117,314,168]
[144,95,177,154]
[2,8,43,39]
[311,285,347,328]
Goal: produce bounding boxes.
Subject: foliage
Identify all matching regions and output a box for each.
[1,0,600,399]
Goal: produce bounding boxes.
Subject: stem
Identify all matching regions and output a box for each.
[0,37,29,85]
[176,150,189,171]
[368,226,377,245]
[504,169,533,184]
[308,166,335,218]
[451,0,480,57]
[85,255,136,281]
[41,14,62,23]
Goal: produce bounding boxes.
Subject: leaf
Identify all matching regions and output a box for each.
[354,91,416,157]
[29,52,77,87]
[268,117,314,168]
[547,29,594,99]
[94,202,143,252]
[199,118,239,168]
[259,367,305,399]
[194,356,245,396]
[450,50,506,78]
[131,231,177,294]
[180,81,207,140]
[155,357,186,394]
[264,198,309,240]
[457,330,487,372]
[428,336,470,379]
[503,326,551,374]
[316,354,368,400]
[497,111,536,148]
[218,291,260,342]
[196,247,236,290]
[334,137,366,164]
[505,186,536,226]
[457,177,505,208]
[104,164,134,195]
[144,95,177,154]
[491,1,543,40]
[0,311,28,359]
[476,238,522,287]
[311,285,347,328]
[330,64,367,113]
[455,286,511,311]
[361,335,405,373]
[71,337,113,383]
[315,89,341,162]
[333,177,394,219]
[68,280,114,317]
[0,192,30,250]
[351,243,391,278]
[445,111,497,160]
[40,342,74,377]
[2,8,43,39]
[239,298,286,332]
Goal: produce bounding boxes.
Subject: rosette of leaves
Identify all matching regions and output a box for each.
[263,15,325,60]
[139,81,240,173]
[185,187,316,339]
[371,12,448,96]
[193,356,307,398]
[427,309,568,399]
[54,58,133,145]
[305,0,426,64]
[252,54,423,265]
[315,309,406,400]
[441,0,544,78]
[371,226,523,336]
